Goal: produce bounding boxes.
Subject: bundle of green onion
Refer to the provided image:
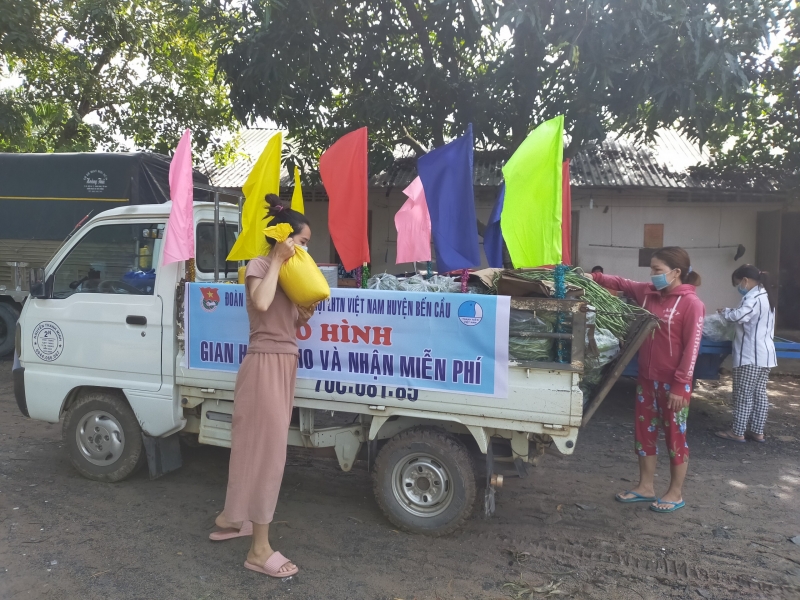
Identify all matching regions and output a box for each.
[510,269,650,339]
[508,310,557,362]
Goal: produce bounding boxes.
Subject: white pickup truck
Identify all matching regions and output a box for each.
[13,201,651,535]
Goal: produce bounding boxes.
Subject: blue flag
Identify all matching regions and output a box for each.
[417,124,480,273]
[484,183,505,268]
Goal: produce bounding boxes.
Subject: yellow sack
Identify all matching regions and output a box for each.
[263,224,331,307]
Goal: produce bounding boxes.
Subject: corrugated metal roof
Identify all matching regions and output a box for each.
[569,130,713,189]
[575,130,785,192]
[370,152,507,188]
[378,130,782,192]
[204,129,294,189]
[207,128,783,193]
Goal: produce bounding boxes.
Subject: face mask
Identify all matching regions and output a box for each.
[651,271,673,290]
[298,245,309,253]
[737,282,748,296]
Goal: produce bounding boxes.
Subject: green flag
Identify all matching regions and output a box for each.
[501,115,564,267]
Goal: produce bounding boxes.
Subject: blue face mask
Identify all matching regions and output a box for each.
[651,272,672,290]
[737,284,748,296]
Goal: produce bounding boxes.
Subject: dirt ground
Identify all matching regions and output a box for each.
[2,357,800,600]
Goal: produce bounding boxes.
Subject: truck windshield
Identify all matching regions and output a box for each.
[51,223,163,298]
[196,222,238,276]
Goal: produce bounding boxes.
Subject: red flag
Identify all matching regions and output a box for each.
[561,159,572,265]
[320,127,370,271]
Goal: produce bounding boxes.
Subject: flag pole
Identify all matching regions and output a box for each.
[213,191,220,282]
[361,261,369,289]
[237,195,247,283]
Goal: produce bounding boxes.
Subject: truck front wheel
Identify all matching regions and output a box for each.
[373,427,476,536]
[62,390,145,482]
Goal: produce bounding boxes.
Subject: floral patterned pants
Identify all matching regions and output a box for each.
[634,378,689,466]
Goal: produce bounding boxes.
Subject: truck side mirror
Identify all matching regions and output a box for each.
[29,268,50,299]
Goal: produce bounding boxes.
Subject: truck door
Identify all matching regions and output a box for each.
[26,221,164,392]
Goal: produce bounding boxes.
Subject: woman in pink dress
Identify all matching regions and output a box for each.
[209,195,315,578]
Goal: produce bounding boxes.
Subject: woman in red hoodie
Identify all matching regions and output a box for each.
[593,247,705,513]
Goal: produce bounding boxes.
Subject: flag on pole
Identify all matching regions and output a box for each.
[394,176,431,263]
[501,115,564,267]
[561,159,572,265]
[483,183,505,268]
[227,132,283,261]
[291,166,304,214]
[320,127,370,271]
[162,129,195,265]
[417,124,480,273]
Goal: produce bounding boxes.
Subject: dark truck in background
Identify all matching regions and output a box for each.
[0,152,211,356]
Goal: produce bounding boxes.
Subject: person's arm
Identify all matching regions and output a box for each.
[591,272,651,306]
[720,293,757,323]
[668,299,705,408]
[247,241,295,312]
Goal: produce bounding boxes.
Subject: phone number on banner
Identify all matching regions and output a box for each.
[315,380,419,402]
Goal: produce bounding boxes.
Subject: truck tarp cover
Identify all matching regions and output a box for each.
[0,152,210,240]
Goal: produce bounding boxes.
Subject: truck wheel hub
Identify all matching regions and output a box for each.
[76,411,125,466]
[392,454,453,517]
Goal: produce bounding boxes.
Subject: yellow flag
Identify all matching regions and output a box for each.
[290,165,304,214]
[227,132,283,261]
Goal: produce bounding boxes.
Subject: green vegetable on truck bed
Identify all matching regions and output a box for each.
[510,269,650,339]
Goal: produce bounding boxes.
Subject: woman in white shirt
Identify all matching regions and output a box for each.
[715,264,777,443]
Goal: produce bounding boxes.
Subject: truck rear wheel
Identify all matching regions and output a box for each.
[373,427,476,536]
[0,303,19,357]
[62,390,145,482]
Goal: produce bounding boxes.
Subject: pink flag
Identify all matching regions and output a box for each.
[395,176,431,263]
[162,129,195,265]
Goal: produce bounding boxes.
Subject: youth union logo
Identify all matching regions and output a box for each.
[457,301,483,326]
[200,287,220,312]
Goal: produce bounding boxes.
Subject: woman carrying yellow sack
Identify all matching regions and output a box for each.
[209,194,324,578]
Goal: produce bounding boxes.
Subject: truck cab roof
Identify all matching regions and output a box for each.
[87,201,240,224]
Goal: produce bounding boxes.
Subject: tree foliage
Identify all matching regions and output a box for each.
[0,0,44,56]
[211,0,784,172]
[705,4,799,187]
[0,0,236,157]
[0,89,98,152]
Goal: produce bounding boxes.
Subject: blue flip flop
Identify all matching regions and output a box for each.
[650,499,685,513]
[615,491,657,503]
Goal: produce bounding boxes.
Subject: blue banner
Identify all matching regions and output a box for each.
[186,284,510,398]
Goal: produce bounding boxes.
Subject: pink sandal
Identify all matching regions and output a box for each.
[209,521,253,541]
[244,551,299,578]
